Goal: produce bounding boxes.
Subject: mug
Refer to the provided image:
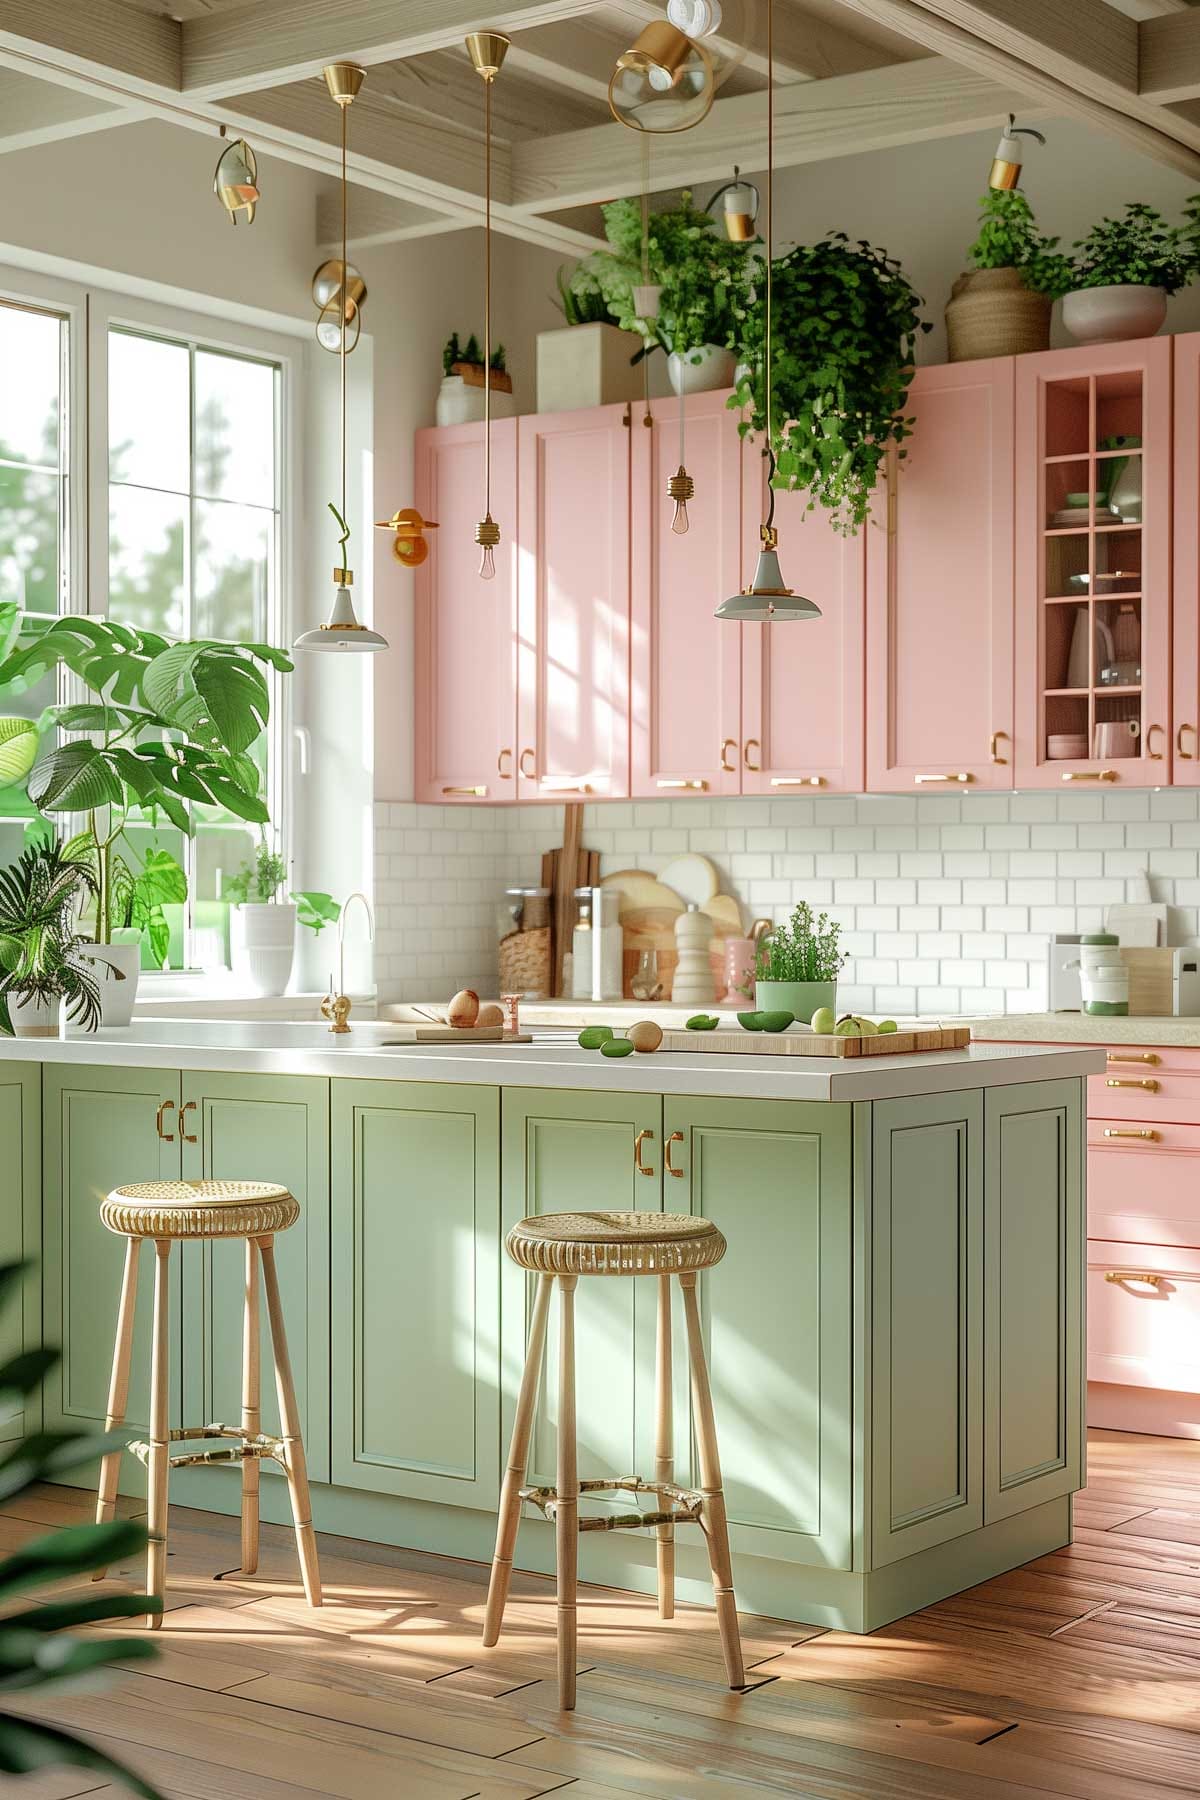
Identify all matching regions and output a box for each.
[1094,720,1141,760]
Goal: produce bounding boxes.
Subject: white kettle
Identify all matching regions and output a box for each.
[1067,609,1115,689]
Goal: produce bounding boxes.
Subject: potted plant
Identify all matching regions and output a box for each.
[1061,201,1198,345]
[731,232,929,532]
[754,901,846,1024]
[636,192,751,395]
[0,837,103,1038]
[436,332,513,427]
[946,189,1072,361]
[537,256,644,414]
[224,836,293,997]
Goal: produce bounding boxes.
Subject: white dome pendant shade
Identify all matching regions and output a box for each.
[294,576,387,652]
[716,532,820,622]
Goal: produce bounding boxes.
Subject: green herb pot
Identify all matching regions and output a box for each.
[755,980,835,1025]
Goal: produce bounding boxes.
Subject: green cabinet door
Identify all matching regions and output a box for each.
[0,1064,41,1445]
[501,1089,663,1513]
[42,1066,182,1471]
[663,1096,853,1570]
[984,1079,1084,1523]
[870,1089,983,1568]
[331,1079,500,1509]
[180,1073,331,1486]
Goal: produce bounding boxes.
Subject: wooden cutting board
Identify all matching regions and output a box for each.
[407,1025,532,1042]
[661,1026,972,1058]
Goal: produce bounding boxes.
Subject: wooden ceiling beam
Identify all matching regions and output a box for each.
[0,67,147,155]
[0,0,179,93]
[1140,11,1200,105]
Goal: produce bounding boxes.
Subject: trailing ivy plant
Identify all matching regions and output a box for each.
[1069,201,1197,294]
[731,232,931,533]
[965,189,1073,297]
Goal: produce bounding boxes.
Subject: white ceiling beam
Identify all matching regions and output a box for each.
[511,54,1043,210]
[0,0,179,93]
[315,189,468,252]
[836,0,1200,178]
[0,68,148,155]
[1140,11,1200,104]
[181,0,602,100]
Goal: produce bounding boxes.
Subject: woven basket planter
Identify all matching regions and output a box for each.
[945,267,1052,363]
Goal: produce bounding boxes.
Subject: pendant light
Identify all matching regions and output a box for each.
[609,19,714,134]
[466,31,509,580]
[214,131,260,224]
[989,114,1046,191]
[295,63,387,653]
[716,0,819,624]
[705,165,760,242]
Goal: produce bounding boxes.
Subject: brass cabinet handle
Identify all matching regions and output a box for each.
[1102,1127,1159,1141]
[915,772,973,785]
[634,1128,655,1177]
[442,785,487,797]
[657,778,708,790]
[772,775,824,787]
[1106,1077,1159,1092]
[744,738,761,772]
[519,747,536,780]
[1178,723,1196,759]
[1105,1269,1164,1287]
[1062,769,1116,782]
[989,731,1008,766]
[720,738,737,773]
[180,1100,198,1144]
[1108,1052,1160,1066]
[498,748,513,779]
[542,782,592,794]
[155,1099,176,1143]
[1147,723,1166,761]
[664,1131,685,1179]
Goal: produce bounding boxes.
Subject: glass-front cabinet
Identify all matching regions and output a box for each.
[1015,340,1171,787]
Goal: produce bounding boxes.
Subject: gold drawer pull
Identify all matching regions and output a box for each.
[1178,723,1195,759]
[1147,723,1165,761]
[657,779,708,790]
[1107,1052,1160,1066]
[498,748,513,779]
[180,1099,198,1144]
[442,785,487,797]
[771,776,824,787]
[743,738,761,773]
[520,747,536,780]
[915,772,973,784]
[1102,1127,1159,1141]
[990,731,1008,765]
[1105,1270,1164,1287]
[720,739,737,773]
[1062,770,1116,782]
[542,782,592,794]
[665,1131,685,1179]
[1106,1077,1159,1092]
[634,1129,655,1178]
[155,1099,175,1143]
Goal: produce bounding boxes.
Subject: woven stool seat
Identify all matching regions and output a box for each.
[506,1210,726,1276]
[101,1179,300,1240]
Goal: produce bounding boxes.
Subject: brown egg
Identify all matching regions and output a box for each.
[477,1002,504,1028]
[628,1019,663,1054]
[447,989,480,1028]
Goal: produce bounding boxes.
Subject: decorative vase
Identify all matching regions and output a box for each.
[1061,283,1167,346]
[536,322,642,413]
[435,374,485,427]
[78,941,140,1027]
[755,978,836,1025]
[667,344,737,395]
[673,906,716,1008]
[722,937,756,1004]
[230,902,296,998]
[944,268,1051,362]
[9,993,61,1038]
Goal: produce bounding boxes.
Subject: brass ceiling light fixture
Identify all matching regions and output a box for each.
[988,114,1046,191]
[214,129,260,224]
[311,64,368,354]
[609,17,714,133]
[375,507,439,568]
[295,63,387,653]
[716,0,819,623]
[466,29,510,580]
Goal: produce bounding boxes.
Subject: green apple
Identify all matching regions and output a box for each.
[810,1006,836,1035]
[834,1016,862,1037]
[856,1016,879,1036]
[878,1019,898,1034]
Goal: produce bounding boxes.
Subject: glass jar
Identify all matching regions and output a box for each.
[592,886,623,1002]
[571,887,594,1000]
[497,886,551,1000]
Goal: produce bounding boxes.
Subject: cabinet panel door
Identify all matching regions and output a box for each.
[42,1067,182,1458]
[871,1090,983,1566]
[517,406,631,799]
[742,461,866,795]
[663,1096,852,1569]
[0,1064,40,1445]
[331,1080,500,1508]
[414,418,519,804]
[180,1074,331,1486]
[1174,331,1200,783]
[984,1080,1083,1523]
[867,360,1014,791]
[631,392,742,797]
[501,1089,662,1510]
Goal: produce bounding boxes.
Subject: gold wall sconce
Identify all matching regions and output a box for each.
[376,507,439,568]
[214,133,260,224]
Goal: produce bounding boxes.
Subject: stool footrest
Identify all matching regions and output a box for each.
[520,1474,703,1533]
[125,1424,288,1472]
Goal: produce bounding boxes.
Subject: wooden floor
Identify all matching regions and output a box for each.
[8,1429,1200,1799]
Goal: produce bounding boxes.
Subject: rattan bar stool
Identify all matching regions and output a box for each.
[484,1209,744,1710]
[93,1179,322,1626]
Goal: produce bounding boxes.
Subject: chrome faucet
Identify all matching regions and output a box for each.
[321,890,374,1033]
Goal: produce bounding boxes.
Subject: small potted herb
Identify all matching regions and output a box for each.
[225,838,339,997]
[435,332,510,427]
[1061,201,1198,345]
[947,190,1072,361]
[754,902,846,1024]
[0,838,103,1038]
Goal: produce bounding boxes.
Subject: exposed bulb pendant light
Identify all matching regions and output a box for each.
[989,114,1046,191]
[214,130,260,224]
[467,30,509,581]
[705,164,760,242]
[295,63,387,653]
[716,0,819,624]
[609,19,714,133]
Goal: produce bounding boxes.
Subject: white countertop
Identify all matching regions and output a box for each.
[973,1013,1200,1047]
[0,1019,1104,1101]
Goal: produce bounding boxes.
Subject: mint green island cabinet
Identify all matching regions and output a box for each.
[4,1028,1095,1632]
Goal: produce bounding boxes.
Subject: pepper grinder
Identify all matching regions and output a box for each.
[673,904,715,1007]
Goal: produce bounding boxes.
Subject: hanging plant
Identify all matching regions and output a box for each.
[731,232,931,533]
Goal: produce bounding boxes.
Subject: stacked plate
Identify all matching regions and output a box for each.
[1047,733,1088,760]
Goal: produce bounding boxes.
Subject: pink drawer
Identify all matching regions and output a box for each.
[1087,1118,1200,1245]
[1089,1068,1200,1125]
[1088,1239,1200,1394]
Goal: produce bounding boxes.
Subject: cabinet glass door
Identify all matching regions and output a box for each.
[1173,332,1200,783]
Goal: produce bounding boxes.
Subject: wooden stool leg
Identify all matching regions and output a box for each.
[655,1271,675,1621]
[483,1270,554,1647]
[259,1235,322,1607]
[679,1271,745,1690]
[241,1238,261,1576]
[556,1272,579,1711]
[146,1239,172,1631]
[92,1235,140,1580]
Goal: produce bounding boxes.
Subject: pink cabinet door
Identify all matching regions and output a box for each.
[1015,338,1171,789]
[1174,332,1200,783]
[741,454,865,795]
[866,359,1014,792]
[517,406,631,800]
[414,418,518,804]
[630,392,742,798]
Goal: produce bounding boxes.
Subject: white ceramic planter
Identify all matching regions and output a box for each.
[668,344,736,395]
[79,941,140,1027]
[1061,283,1167,346]
[9,992,60,1038]
[230,902,296,999]
[435,374,485,427]
[536,322,642,413]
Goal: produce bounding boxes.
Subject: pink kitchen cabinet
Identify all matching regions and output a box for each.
[516,404,631,800]
[414,418,519,805]
[630,391,743,798]
[1174,332,1200,783]
[866,359,1015,793]
[1015,338,1171,788]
